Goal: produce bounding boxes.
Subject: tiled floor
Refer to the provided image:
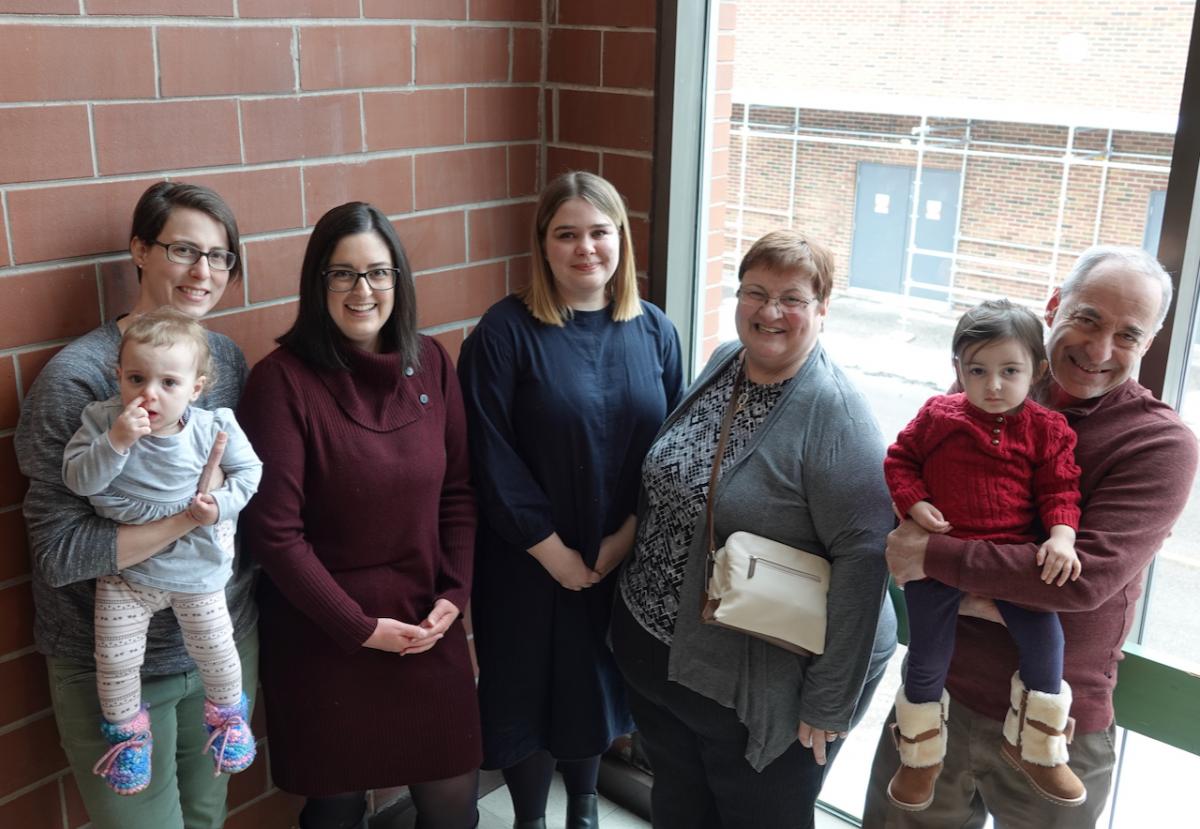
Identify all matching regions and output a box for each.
[475,775,854,828]
[379,770,856,828]
[476,774,646,829]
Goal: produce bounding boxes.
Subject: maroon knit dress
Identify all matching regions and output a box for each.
[238,338,481,796]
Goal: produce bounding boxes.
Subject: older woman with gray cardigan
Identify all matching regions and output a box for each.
[613,230,896,828]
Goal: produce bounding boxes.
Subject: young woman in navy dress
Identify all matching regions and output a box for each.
[458,172,683,829]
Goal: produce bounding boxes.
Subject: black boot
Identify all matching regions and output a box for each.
[512,818,547,829]
[566,793,599,829]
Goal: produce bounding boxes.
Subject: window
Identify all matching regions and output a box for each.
[653,1,1200,824]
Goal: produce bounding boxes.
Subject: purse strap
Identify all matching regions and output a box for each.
[705,351,747,565]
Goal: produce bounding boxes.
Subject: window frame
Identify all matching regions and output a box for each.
[652,0,1200,761]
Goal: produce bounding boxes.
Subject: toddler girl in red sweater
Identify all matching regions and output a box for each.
[883,298,1087,811]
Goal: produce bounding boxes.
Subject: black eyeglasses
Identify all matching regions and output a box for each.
[323,268,400,292]
[150,240,238,271]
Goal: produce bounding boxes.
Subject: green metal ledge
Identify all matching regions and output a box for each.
[887,583,1200,756]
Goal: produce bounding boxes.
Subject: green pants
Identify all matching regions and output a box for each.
[47,625,259,829]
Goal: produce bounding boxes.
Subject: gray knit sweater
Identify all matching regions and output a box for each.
[660,341,897,771]
[14,321,256,672]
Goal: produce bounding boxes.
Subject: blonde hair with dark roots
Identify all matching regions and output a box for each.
[738,229,836,302]
[119,306,214,388]
[523,171,643,326]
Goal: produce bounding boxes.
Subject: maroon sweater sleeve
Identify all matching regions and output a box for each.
[926,398,1197,613]
[238,353,377,652]
[885,396,937,517]
[429,339,476,614]
[1031,408,1082,531]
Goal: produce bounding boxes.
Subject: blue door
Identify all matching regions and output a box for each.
[849,163,912,293]
[850,163,961,298]
[910,168,961,302]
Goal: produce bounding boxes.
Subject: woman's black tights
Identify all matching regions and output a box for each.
[502,751,602,821]
[298,769,479,829]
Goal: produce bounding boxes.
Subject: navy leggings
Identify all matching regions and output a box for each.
[904,577,1063,703]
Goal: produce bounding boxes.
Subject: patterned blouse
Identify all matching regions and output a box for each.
[620,357,791,645]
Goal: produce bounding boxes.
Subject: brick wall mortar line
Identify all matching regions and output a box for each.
[547,142,652,159]
[150,25,161,99]
[0,141,540,195]
[235,99,247,166]
[545,82,653,97]
[0,18,540,30]
[84,103,99,178]
[0,198,537,280]
[0,81,531,108]
[0,766,70,809]
[0,572,31,592]
[357,91,367,154]
[1,190,12,265]
[289,25,301,93]
[546,24,656,34]
[94,262,108,325]
[421,319,479,336]
[0,642,37,665]
[538,0,549,188]
[57,776,68,829]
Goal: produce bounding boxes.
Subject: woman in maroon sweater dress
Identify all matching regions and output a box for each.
[238,202,481,829]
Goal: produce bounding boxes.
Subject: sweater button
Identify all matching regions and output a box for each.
[419,393,429,404]
[405,366,414,377]
[991,438,1000,445]
[992,428,1001,434]
[995,416,1004,423]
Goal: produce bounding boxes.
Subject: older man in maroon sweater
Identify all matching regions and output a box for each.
[864,246,1199,828]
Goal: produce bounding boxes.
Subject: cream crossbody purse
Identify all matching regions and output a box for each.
[700,353,831,656]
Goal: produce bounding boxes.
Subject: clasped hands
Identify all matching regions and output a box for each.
[364,598,460,656]
[528,517,637,591]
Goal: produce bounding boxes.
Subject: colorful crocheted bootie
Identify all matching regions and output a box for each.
[203,692,256,775]
[93,705,153,795]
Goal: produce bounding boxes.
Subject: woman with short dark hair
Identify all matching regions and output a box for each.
[15,180,256,829]
[239,202,481,829]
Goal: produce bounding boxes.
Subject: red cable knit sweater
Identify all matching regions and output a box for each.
[886,392,1082,542]
[923,380,1197,733]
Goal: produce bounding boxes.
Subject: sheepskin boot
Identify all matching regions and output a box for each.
[1000,672,1087,807]
[886,688,949,811]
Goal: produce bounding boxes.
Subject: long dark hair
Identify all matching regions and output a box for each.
[277,202,420,371]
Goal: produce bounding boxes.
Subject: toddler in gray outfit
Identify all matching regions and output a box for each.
[62,308,262,795]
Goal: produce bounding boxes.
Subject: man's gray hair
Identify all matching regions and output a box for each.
[1060,245,1175,332]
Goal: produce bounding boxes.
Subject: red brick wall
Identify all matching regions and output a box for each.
[543,0,657,284]
[0,3,660,827]
[732,0,1194,117]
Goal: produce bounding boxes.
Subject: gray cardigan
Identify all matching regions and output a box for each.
[663,341,896,771]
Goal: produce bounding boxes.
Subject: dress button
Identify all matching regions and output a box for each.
[419,393,429,404]
[995,416,1004,423]
[992,428,1001,434]
[991,438,1000,445]
[405,366,414,377]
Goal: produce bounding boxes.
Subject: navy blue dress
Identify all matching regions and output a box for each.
[458,294,683,768]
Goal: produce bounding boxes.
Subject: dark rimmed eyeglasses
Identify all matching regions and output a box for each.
[323,268,400,292]
[150,240,238,271]
[735,287,816,312]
